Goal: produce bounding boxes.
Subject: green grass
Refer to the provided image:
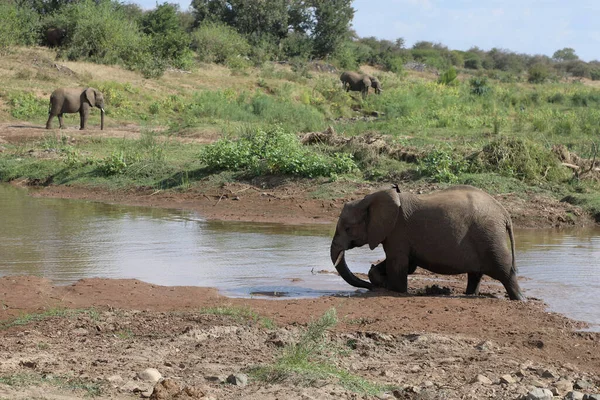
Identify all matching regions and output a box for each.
[0,373,102,397]
[198,306,276,329]
[0,308,99,330]
[250,308,395,395]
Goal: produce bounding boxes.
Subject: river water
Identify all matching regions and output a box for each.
[0,184,598,330]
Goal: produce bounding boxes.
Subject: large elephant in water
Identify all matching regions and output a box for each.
[330,185,524,300]
[46,87,105,130]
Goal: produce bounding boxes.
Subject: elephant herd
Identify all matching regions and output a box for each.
[44,70,378,131]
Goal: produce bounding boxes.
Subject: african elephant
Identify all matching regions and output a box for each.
[366,75,382,94]
[46,88,105,130]
[330,185,524,300]
[45,27,67,48]
[340,71,371,97]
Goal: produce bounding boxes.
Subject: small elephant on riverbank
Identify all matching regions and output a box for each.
[340,71,371,97]
[330,185,524,300]
[340,71,382,97]
[45,27,67,48]
[46,88,105,130]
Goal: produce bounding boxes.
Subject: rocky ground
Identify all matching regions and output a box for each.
[0,275,598,400]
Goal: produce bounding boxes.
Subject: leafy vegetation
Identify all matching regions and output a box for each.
[250,308,393,395]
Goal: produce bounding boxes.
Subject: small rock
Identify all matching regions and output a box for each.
[422,381,434,387]
[526,388,553,400]
[575,380,592,390]
[564,391,585,400]
[72,328,88,336]
[409,365,421,373]
[540,369,559,379]
[553,379,574,395]
[500,374,516,384]
[226,373,248,387]
[149,378,180,400]
[137,368,162,383]
[516,369,528,377]
[205,375,226,383]
[476,341,495,351]
[584,395,600,400]
[107,375,124,386]
[472,374,493,385]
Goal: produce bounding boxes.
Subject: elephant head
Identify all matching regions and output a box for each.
[330,189,401,289]
[85,88,105,130]
[368,75,382,94]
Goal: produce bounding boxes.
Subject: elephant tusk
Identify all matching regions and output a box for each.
[333,251,345,268]
[101,108,105,113]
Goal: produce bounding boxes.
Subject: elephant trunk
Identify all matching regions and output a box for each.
[330,245,373,290]
[100,108,105,130]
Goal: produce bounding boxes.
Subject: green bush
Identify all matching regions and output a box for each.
[57,0,148,67]
[528,63,550,84]
[590,68,600,81]
[8,92,48,119]
[191,22,250,65]
[469,76,491,96]
[475,137,567,182]
[199,127,357,178]
[419,147,466,183]
[0,3,40,53]
[437,67,457,85]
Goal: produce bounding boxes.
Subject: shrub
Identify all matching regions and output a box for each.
[591,68,600,81]
[528,63,550,84]
[57,0,148,68]
[8,92,48,119]
[191,22,250,65]
[475,137,567,182]
[469,76,491,96]
[437,67,457,85]
[199,126,357,178]
[0,3,40,53]
[419,147,466,183]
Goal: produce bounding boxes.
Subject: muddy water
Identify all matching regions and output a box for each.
[0,184,598,329]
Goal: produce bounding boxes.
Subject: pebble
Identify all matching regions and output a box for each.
[500,374,516,384]
[526,388,553,400]
[564,391,585,400]
[552,379,574,395]
[472,374,493,385]
[72,328,88,336]
[540,369,559,379]
[575,380,592,390]
[226,373,248,387]
[137,368,162,383]
[107,374,124,386]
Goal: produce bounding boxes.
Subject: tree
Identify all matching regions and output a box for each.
[191,0,289,43]
[552,47,578,62]
[311,0,354,58]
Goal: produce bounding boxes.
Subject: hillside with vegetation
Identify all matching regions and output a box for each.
[1,0,600,225]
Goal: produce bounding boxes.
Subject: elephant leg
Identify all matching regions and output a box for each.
[385,255,409,293]
[46,114,54,129]
[466,272,483,295]
[487,268,524,301]
[58,113,65,129]
[80,109,88,130]
[501,272,524,301]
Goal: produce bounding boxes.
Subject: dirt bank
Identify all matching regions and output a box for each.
[0,275,598,399]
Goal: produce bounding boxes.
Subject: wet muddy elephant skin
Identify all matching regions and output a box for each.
[330,185,524,300]
[46,87,105,130]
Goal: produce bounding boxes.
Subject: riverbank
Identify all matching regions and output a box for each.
[0,276,598,399]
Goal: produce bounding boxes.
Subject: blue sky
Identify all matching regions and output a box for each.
[135,0,599,61]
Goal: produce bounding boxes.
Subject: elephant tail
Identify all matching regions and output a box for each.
[506,218,517,273]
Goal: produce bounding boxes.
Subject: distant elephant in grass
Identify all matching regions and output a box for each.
[330,185,524,300]
[46,88,105,130]
[366,75,382,94]
[45,27,67,48]
[340,71,372,97]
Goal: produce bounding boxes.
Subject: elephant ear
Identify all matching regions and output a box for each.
[358,189,401,250]
[84,88,96,106]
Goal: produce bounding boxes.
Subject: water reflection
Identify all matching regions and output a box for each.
[0,184,599,330]
[516,228,600,330]
[0,184,383,297]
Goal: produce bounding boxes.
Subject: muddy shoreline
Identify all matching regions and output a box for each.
[0,183,599,399]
